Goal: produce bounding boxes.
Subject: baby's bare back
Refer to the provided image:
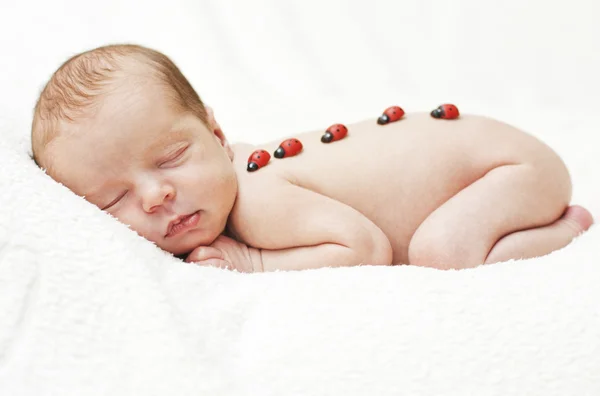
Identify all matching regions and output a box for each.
[231,112,566,264]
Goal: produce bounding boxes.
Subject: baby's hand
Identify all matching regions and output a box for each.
[185,235,258,273]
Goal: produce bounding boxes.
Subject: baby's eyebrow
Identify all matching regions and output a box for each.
[145,129,191,155]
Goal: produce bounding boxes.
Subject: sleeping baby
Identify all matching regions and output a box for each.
[31,44,594,272]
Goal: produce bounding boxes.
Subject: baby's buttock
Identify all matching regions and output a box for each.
[283,112,568,264]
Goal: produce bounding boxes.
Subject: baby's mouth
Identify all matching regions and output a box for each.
[165,211,201,238]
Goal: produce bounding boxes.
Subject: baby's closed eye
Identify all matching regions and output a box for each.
[158,145,189,168]
[101,190,128,210]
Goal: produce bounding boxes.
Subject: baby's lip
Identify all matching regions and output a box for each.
[165,211,200,237]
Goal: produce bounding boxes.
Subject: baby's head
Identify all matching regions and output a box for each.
[31,44,237,255]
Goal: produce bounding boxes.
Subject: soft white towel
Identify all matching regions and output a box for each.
[1,1,599,395]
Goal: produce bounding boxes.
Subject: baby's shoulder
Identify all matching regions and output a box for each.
[227,169,291,245]
[228,142,327,246]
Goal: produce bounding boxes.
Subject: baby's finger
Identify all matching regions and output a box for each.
[185,246,224,263]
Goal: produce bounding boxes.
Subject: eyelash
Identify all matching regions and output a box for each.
[159,146,188,167]
[102,190,128,210]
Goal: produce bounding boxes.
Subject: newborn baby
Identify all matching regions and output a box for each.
[31,44,594,272]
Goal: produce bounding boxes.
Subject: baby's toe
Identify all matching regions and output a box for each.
[561,205,594,234]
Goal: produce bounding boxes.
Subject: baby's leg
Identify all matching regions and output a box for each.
[408,162,585,270]
[485,205,593,264]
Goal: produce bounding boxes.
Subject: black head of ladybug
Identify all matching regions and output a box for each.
[247,162,259,172]
[377,114,389,125]
[321,132,333,143]
[430,107,444,119]
[274,147,286,158]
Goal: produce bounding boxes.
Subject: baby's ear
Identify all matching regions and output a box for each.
[205,106,219,132]
[210,122,228,148]
[221,137,234,160]
[206,106,232,155]
[213,132,230,148]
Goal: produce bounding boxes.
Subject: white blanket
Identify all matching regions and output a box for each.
[1,0,599,395]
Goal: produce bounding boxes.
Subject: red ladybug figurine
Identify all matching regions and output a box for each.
[321,123,348,143]
[430,104,460,120]
[377,106,405,125]
[274,138,303,158]
[247,149,271,172]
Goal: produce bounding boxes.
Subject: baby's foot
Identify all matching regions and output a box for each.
[485,205,594,264]
[559,205,594,235]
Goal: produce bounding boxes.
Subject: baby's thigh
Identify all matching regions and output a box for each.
[407,153,571,268]
[468,115,572,214]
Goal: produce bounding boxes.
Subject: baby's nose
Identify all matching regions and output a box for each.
[142,184,176,213]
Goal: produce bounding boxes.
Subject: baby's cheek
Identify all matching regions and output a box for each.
[111,206,150,236]
[175,162,204,186]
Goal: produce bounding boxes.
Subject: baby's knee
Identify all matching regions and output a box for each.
[523,154,572,221]
[408,227,483,270]
[407,240,449,269]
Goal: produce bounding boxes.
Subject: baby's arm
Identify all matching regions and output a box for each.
[234,180,393,271]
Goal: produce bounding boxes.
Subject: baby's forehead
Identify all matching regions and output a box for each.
[63,93,195,152]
